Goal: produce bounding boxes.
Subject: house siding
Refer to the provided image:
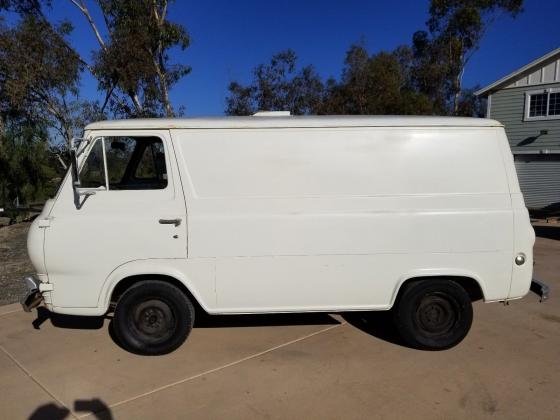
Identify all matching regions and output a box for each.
[514,156,560,211]
[490,82,560,152]
[479,49,560,212]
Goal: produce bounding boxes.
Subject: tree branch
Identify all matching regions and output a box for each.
[68,0,107,51]
[68,0,146,115]
[127,90,143,115]
[100,82,117,114]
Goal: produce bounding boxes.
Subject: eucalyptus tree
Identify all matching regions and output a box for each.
[0,15,83,141]
[70,0,190,117]
[319,44,433,116]
[2,0,191,117]
[226,50,324,116]
[412,0,523,114]
[0,15,82,204]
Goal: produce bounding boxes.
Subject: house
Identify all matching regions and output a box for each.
[476,47,560,213]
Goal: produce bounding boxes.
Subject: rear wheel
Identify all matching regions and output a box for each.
[393,279,473,350]
[113,280,194,355]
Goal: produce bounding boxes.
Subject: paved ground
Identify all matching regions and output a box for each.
[0,225,559,419]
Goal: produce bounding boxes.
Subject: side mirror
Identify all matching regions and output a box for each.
[70,147,80,188]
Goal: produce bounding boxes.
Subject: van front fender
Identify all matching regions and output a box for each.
[97,258,216,314]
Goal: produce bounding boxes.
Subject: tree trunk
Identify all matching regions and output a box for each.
[453,51,466,115]
[129,91,144,115]
[151,1,174,117]
[153,55,173,117]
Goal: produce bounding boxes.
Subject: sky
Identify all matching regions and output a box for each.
[42,0,560,116]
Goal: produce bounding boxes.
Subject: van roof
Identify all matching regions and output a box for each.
[85,115,503,130]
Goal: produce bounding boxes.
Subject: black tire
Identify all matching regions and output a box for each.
[113,280,194,355]
[393,279,473,350]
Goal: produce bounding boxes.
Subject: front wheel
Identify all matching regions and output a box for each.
[113,280,195,355]
[393,279,473,350]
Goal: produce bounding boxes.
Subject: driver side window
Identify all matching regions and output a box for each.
[79,136,168,191]
[104,136,168,190]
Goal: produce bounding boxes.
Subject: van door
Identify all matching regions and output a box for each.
[44,130,187,308]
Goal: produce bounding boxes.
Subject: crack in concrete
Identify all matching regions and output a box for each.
[0,343,79,419]
[79,322,345,418]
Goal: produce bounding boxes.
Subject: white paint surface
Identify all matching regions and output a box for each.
[26,117,534,316]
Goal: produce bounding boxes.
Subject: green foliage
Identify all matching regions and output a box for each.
[0,0,48,15]
[456,87,487,117]
[93,0,191,117]
[226,45,433,116]
[0,15,83,140]
[319,45,433,115]
[0,10,89,206]
[413,0,523,114]
[0,0,190,206]
[226,50,324,116]
[0,122,63,207]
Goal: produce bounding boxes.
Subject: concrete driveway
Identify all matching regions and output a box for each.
[1,226,559,419]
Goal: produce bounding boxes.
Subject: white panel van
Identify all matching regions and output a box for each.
[21,114,548,355]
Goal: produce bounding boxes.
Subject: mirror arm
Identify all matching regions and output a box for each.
[77,190,96,197]
[70,148,80,187]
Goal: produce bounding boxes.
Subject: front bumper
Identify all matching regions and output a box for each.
[20,275,44,312]
[530,278,550,302]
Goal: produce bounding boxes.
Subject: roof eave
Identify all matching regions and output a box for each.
[475,47,560,97]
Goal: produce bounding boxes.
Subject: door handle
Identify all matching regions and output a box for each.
[159,218,181,227]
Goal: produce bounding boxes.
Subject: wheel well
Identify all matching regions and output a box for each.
[396,276,484,303]
[109,274,206,314]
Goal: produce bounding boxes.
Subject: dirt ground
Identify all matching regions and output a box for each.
[0,222,31,305]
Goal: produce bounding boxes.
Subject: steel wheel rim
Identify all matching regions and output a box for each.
[131,298,176,343]
[414,293,459,337]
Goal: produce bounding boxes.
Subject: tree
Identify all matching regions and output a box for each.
[2,0,191,117]
[0,15,84,142]
[226,50,324,116]
[226,46,435,117]
[70,0,190,117]
[410,31,450,114]
[413,0,523,114]
[0,1,191,205]
[0,121,62,206]
[0,15,83,205]
[319,44,433,115]
[456,86,487,117]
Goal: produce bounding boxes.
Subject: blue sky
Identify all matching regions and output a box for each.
[44,0,560,115]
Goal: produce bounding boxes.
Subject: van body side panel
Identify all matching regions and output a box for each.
[494,128,535,299]
[509,194,535,298]
[174,127,514,313]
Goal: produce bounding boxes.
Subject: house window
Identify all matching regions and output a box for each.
[526,89,560,120]
[528,93,547,117]
[549,92,560,115]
